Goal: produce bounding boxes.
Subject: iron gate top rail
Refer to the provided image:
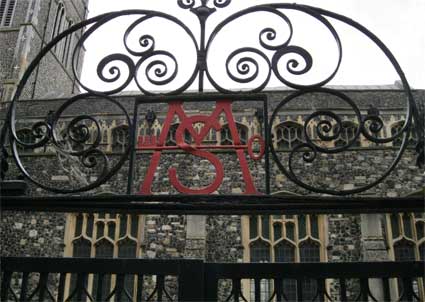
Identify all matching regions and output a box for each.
[2,194,423,214]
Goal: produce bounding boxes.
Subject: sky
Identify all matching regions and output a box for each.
[80,0,425,92]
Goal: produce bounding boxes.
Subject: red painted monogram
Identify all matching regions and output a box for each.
[137,100,264,195]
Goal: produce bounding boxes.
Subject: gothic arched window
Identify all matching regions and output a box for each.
[220,122,248,145]
[274,121,304,150]
[390,121,418,147]
[0,0,16,27]
[52,2,65,39]
[245,214,325,301]
[62,20,74,66]
[334,121,360,147]
[386,212,425,300]
[165,123,192,146]
[65,212,144,300]
[111,125,129,153]
[16,128,35,152]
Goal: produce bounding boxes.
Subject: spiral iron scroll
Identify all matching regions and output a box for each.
[0,2,421,194]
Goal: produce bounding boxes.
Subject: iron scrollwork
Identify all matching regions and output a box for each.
[0,0,422,194]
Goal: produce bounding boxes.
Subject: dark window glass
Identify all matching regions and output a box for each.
[70,238,91,301]
[261,216,270,239]
[419,244,424,261]
[73,238,91,258]
[0,0,16,27]
[86,214,94,237]
[394,240,416,301]
[96,222,104,240]
[92,240,114,299]
[220,123,248,145]
[394,240,415,261]
[298,215,306,239]
[403,214,412,238]
[416,221,425,240]
[274,241,295,263]
[117,240,137,301]
[300,241,320,301]
[250,216,258,239]
[120,215,128,238]
[310,215,319,239]
[250,240,270,263]
[107,222,116,239]
[250,240,271,301]
[74,214,83,237]
[285,222,295,241]
[391,214,400,238]
[130,215,139,238]
[273,223,282,241]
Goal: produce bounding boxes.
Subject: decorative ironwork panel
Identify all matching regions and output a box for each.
[0,1,423,195]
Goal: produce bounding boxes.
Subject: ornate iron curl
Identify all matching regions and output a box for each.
[204,4,342,92]
[9,93,132,193]
[269,88,413,196]
[72,10,199,95]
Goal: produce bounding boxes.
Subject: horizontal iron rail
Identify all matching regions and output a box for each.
[1,195,423,214]
[1,257,202,274]
[205,261,425,279]
[1,257,423,279]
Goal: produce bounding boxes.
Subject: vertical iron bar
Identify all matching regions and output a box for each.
[254,278,261,302]
[19,272,29,302]
[339,279,347,302]
[57,273,66,302]
[75,273,86,301]
[38,272,48,301]
[1,271,12,301]
[402,277,414,301]
[96,274,105,302]
[360,278,369,301]
[127,101,139,194]
[296,278,303,302]
[232,278,241,302]
[136,274,144,302]
[115,274,125,302]
[382,278,391,302]
[179,260,204,301]
[275,278,283,302]
[157,275,164,302]
[264,98,270,194]
[197,14,207,93]
[317,278,325,302]
[204,264,218,302]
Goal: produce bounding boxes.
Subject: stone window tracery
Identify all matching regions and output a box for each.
[111,125,129,153]
[64,212,144,299]
[165,123,192,146]
[0,0,16,27]
[52,2,65,39]
[390,121,418,147]
[220,122,248,145]
[16,128,35,152]
[244,214,326,301]
[334,121,360,147]
[386,212,425,300]
[274,121,304,150]
[62,20,74,66]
